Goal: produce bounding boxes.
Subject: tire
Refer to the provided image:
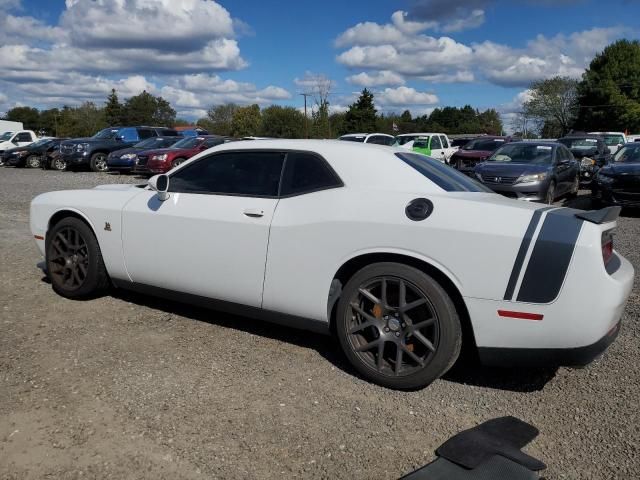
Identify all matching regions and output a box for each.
[336,262,462,390]
[26,155,42,169]
[567,175,579,198]
[544,180,556,205]
[51,156,67,171]
[0,156,4,167]
[89,152,108,172]
[46,217,110,299]
[171,157,186,168]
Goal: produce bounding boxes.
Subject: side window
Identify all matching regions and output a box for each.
[366,136,385,145]
[137,128,155,139]
[16,132,32,142]
[280,152,342,196]
[120,128,139,142]
[169,151,285,197]
[431,135,442,150]
[440,135,449,148]
[564,147,575,160]
[383,136,395,146]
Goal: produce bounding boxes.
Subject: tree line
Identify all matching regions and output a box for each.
[521,39,640,137]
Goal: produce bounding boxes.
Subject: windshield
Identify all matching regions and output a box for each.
[558,138,598,150]
[0,132,14,141]
[92,128,120,140]
[172,137,201,149]
[613,145,640,163]
[602,134,625,146]
[396,152,493,192]
[463,138,506,151]
[452,138,471,148]
[339,136,366,143]
[488,144,554,165]
[396,135,421,145]
[135,137,179,149]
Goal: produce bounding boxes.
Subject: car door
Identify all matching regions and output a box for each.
[429,135,445,162]
[555,146,573,193]
[439,135,453,161]
[121,150,286,308]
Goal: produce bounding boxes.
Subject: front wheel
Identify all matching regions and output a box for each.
[171,157,186,168]
[46,217,110,299]
[51,156,67,171]
[544,180,556,205]
[26,155,43,169]
[90,152,108,172]
[336,263,461,390]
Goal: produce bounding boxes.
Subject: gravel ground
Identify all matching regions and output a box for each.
[0,167,638,480]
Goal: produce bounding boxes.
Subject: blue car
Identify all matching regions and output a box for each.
[106,136,181,172]
[474,142,580,204]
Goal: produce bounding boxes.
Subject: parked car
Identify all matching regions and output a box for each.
[557,135,611,185]
[592,142,640,208]
[3,137,66,168]
[396,133,458,163]
[134,135,226,174]
[106,136,183,172]
[588,132,627,154]
[30,140,634,390]
[0,130,38,165]
[450,136,511,176]
[338,133,396,146]
[474,142,579,204]
[59,126,179,172]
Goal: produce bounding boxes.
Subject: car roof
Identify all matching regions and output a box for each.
[397,133,446,136]
[509,141,560,147]
[340,133,394,138]
[560,134,603,140]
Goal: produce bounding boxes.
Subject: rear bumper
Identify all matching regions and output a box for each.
[478,321,621,367]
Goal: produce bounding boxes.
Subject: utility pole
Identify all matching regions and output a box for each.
[300,93,311,139]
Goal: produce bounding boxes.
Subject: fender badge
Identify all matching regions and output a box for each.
[104,222,112,232]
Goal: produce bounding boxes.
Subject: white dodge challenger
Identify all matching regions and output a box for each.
[30,140,634,389]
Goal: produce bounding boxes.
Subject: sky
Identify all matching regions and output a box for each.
[0,0,638,127]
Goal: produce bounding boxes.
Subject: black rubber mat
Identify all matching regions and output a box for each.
[400,456,539,480]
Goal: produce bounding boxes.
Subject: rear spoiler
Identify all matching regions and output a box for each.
[575,206,621,224]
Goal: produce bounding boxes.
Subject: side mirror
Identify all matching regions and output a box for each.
[148,174,170,201]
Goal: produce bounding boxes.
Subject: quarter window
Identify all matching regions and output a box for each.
[439,135,449,148]
[431,136,442,149]
[169,151,285,197]
[137,128,155,139]
[280,152,342,196]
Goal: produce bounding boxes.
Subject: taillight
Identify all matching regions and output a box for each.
[602,231,614,265]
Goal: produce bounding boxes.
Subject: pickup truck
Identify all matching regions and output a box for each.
[395,133,458,163]
[0,130,38,165]
[59,126,179,172]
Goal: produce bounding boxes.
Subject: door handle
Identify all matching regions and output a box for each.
[243,208,264,218]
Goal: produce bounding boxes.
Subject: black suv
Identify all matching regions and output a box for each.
[557,135,611,185]
[3,137,67,168]
[59,126,179,172]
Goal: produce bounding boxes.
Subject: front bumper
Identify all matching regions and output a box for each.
[481,180,546,202]
[107,156,135,171]
[4,153,28,166]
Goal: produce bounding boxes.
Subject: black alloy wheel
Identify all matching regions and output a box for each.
[46,217,109,299]
[336,263,461,390]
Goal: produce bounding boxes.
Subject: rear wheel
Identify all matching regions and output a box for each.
[26,155,43,169]
[336,263,461,390]
[46,217,110,299]
[90,152,108,172]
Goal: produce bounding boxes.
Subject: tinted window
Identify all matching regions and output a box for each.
[396,153,493,192]
[339,136,366,143]
[396,135,419,145]
[431,135,442,149]
[169,151,285,197]
[137,128,155,139]
[119,128,139,142]
[463,138,506,151]
[280,152,342,196]
[160,129,179,136]
[16,132,33,142]
[488,144,553,165]
[613,144,640,163]
[367,135,391,145]
[451,138,471,148]
[440,135,449,148]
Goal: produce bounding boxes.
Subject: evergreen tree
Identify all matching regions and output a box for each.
[104,89,123,126]
[344,89,377,132]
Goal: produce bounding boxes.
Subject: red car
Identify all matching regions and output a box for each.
[450,136,512,176]
[135,135,226,174]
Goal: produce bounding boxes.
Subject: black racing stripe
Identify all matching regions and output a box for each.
[516,209,584,304]
[503,207,553,301]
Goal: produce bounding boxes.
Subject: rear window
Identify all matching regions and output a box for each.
[396,152,493,193]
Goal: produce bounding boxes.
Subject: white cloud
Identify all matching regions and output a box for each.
[335,11,628,88]
[347,70,405,87]
[376,86,439,107]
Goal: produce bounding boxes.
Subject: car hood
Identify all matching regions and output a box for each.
[476,162,550,177]
[93,183,145,191]
[453,149,494,159]
[140,147,190,156]
[4,145,31,154]
[111,147,142,156]
[600,163,640,176]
